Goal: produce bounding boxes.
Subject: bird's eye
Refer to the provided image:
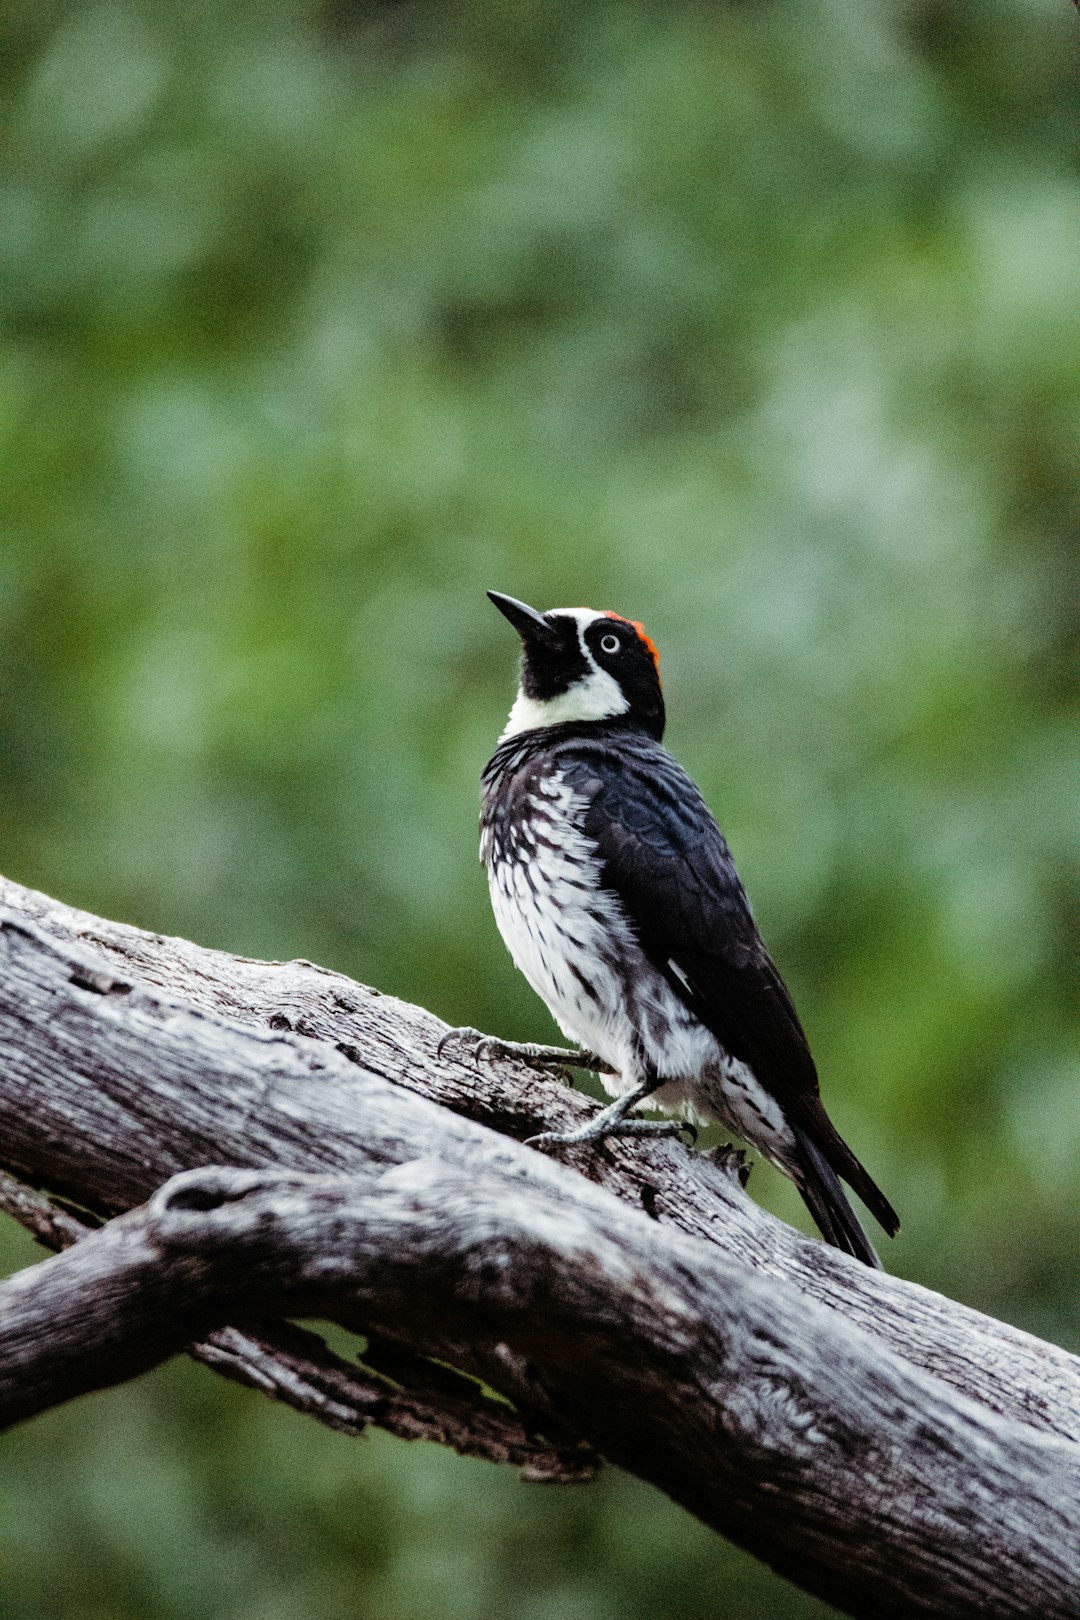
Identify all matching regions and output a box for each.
[600,633,621,654]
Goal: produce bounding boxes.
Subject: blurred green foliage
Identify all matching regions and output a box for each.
[1,1,1077,1615]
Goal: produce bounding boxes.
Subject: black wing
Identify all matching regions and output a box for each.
[557,731,898,1239]
[559,735,818,1106]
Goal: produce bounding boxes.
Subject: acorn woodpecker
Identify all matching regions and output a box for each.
[460,590,899,1267]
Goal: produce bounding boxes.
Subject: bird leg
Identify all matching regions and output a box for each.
[435,1026,614,1075]
[526,1079,696,1150]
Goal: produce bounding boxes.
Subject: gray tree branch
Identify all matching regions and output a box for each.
[0,1169,596,1481]
[1,1159,1078,1620]
[0,873,1077,1618]
[1,873,1076,1442]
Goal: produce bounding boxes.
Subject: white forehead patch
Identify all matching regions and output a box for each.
[499,609,629,740]
[547,608,608,631]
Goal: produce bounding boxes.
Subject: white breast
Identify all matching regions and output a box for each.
[484,773,646,1083]
[483,768,799,1166]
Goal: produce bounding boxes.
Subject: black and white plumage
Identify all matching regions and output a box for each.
[476,591,899,1267]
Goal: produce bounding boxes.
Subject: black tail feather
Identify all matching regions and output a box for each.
[794,1130,884,1269]
[805,1112,901,1239]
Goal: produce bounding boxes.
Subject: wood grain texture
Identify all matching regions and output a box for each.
[1,874,1076,1440]
[0,1168,597,1481]
[2,1160,1078,1619]
[0,873,1078,1617]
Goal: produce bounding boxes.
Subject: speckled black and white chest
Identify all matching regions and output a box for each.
[480,762,797,1168]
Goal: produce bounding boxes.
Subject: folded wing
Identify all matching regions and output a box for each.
[558,734,898,1241]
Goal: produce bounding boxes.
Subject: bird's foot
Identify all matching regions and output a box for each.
[527,1127,696,1153]
[526,1083,697,1150]
[435,1027,611,1075]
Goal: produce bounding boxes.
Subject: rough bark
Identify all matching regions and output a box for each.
[2,1161,1079,1619]
[1,874,1076,1442]
[0,1169,596,1481]
[0,874,1077,1617]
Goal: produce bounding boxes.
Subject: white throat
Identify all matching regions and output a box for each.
[500,669,629,739]
[499,608,629,740]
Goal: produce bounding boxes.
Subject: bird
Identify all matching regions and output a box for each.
[449,590,899,1268]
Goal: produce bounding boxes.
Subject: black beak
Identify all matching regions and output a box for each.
[487,591,558,645]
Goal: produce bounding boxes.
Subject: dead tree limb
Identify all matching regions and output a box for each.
[0,1169,597,1481]
[0,874,1077,1617]
[1,874,1076,1440]
[1,1160,1078,1619]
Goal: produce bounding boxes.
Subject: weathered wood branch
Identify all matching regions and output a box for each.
[0,1169,596,1481]
[2,1159,1079,1619]
[1,875,1077,1441]
[0,874,1078,1617]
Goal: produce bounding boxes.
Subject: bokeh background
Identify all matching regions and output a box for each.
[2,1,1077,1615]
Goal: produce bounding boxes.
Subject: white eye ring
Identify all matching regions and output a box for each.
[599,633,621,654]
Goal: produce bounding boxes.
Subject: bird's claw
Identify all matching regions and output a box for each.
[435,1025,487,1062]
[525,1117,696,1151]
[436,1026,526,1067]
[435,1027,600,1076]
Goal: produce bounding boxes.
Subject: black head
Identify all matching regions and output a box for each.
[487,592,665,740]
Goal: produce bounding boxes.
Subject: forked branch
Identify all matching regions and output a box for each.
[0,874,1077,1618]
